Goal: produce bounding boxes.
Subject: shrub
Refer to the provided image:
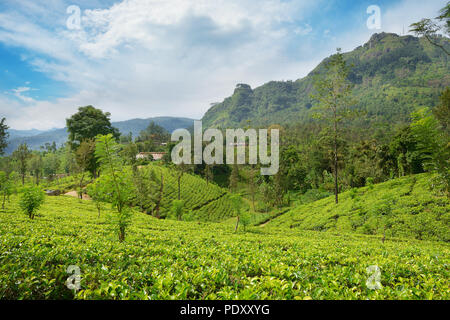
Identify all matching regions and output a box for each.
[171,200,185,221]
[19,186,45,219]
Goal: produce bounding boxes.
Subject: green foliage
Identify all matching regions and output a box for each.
[0,195,448,299]
[86,180,107,217]
[229,164,239,192]
[12,143,31,185]
[76,139,98,178]
[410,3,450,55]
[202,33,449,129]
[239,211,251,231]
[268,173,449,241]
[136,121,169,152]
[29,154,43,185]
[131,166,161,216]
[230,194,243,215]
[95,134,134,242]
[410,108,450,195]
[171,200,185,221]
[18,186,45,219]
[311,48,357,204]
[66,106,120,149]
[299,189,333,204]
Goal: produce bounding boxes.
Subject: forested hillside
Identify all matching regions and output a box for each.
[202,33,449,128]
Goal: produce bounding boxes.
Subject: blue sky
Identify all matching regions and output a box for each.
[0,0,446,130]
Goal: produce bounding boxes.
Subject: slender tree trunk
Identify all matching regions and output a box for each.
[334,109,339,204]
[234,215,240,232]
[119,226,125,242]
[2,194,6,209]
[154,173,164,219]
[177,175,181,200]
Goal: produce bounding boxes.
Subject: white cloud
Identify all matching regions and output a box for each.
[0,0,324,130]
[381,0,446,36]
[11,87,35,103]
[0,0,446,130]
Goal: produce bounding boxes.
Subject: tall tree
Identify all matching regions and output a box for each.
[132,166,160,216]
[95,134,134,242]
[175,163,191,200]
[411,108,450,196]
[75,139,96,198]
[204,164,213,186]
[137,121,169,143]
[29,154,43,185]
[0,118,9,155]
[76,139,98,178]
[433,87,450,136]
[66,106,120,149]
[410,3,450,56]
[12,143,31,185]
[247,167,257,211]
[230,194,244,232]
[229,163,239,192]
[311,48,357,204]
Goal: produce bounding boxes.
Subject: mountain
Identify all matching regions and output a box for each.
[202,33,450,128]
[5,116,195,154]
[8,129,46,140]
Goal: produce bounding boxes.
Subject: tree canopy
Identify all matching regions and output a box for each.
[66,106,120,149]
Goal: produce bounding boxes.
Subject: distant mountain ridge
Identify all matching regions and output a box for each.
[202,33,450,128]
[5,116,195,154]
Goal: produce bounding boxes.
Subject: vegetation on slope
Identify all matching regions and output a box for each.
[138,164,240,221]
[267,173,449,241]
[202,33,449,128]
[0,195,448,300]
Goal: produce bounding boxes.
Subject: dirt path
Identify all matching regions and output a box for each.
[64,191,92,200]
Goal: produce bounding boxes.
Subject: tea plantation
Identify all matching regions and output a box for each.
[0,193,448,300]
[268,174,450,242]
[42,164,238,221]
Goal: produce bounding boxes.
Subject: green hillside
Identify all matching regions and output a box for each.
[202,33,449,128]
[138,164,238,221]
[1,194,448,300]
[44,163,238,222]
[266,173,449,242]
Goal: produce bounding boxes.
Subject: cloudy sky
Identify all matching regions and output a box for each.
[0,0,446,130]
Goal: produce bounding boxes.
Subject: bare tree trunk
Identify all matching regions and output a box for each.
[334,110,339,204]
[154,173,164,219]
[119,226,125,242]
[177,175,181,200]
[235,215,240,232]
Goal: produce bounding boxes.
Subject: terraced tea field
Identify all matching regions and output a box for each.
[0,195,448,300]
